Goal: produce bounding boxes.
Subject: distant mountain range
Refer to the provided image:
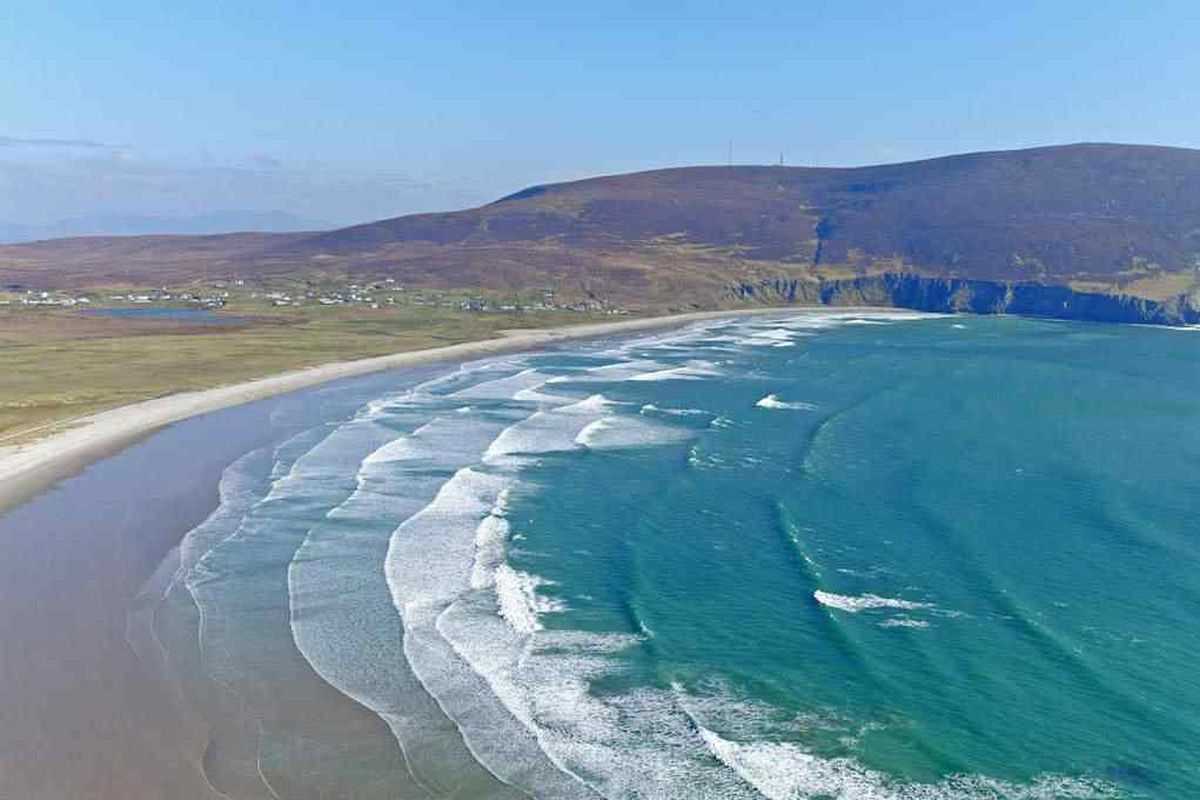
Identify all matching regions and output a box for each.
[4,144,1200,323]
[0,210,330,244]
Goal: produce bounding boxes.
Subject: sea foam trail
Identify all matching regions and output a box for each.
[386,466,596,798]
[879,618,931,629]
[771,310,935,330]
[641,403,711,417]
[482,395,614,465]
[423,381,765,799]
[756,394,818,411]
[288,407,531,798]
[408,358,530,398]
[380,379,624,796]
[547,358,668,383]
[185,411,435,798]
[451,368,554,400]
[152,426,356,799]
[435,623,768,800]
[379,353,715,796]
[128,418,372,799]
[470,490,511,590]
[574,416,693,450]
[493,564,567,634]
[813,591,933,614]
[629,359,723,382]
[733,327,804,347]
[127,445,278,680]
[698,726,1118,800]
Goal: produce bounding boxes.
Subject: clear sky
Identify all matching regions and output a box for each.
[2,1,1199,230]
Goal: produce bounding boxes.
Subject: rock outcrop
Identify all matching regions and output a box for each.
[729,274,1200,326]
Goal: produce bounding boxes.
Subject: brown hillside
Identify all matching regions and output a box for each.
[5,143,1200,306]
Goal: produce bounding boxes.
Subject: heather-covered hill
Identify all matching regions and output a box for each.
[6,144,1200,314]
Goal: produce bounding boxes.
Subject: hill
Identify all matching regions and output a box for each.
[5,143,1200,320]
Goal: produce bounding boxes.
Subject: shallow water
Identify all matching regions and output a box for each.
[84,306,243,323]
[137,312,1200,798]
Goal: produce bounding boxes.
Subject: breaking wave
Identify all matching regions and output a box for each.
[133,309,1139,800]
[813,590,933,613]
[756,393,818,411]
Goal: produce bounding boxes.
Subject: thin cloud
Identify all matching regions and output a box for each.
[0,153,479,229]
[0,135,123,149]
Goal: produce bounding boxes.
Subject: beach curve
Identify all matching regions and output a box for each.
[0,306,843,516]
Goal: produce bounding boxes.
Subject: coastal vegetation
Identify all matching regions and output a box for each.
[0,295,609,442]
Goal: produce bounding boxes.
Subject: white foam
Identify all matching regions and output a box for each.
[630,360,722,382]
[559,393,621,414]
[814,590,932,613]
[843,318,893,326]
[364,413,505,467]
[387,467,513,611]
[749,328,795,340]
[641,403,710,416]
[574,416,692,450]
[699,726,1116,800]
[756,393,818,411]
[282,394,551,794]
[494,564,566,634]
[470,491,511,590]
[451,368,551,400]
[513,385,574,405]
[436,613,753,800]
[386,463,595,797]
[770,310,935,333]
[550,358,668,383]
[360,426,428,465]
[879,618,931,629]
[734,328,803,348]
[483,397,615,464]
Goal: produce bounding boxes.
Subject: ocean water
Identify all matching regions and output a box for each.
[133,312,1200,799]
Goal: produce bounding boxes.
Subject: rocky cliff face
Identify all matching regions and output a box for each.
[729,274,1200,326]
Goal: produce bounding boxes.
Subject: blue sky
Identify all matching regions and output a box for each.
[2,1,1199,230]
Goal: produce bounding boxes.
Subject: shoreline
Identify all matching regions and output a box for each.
[0,305,858,515]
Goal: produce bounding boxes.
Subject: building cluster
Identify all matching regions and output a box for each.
[2,290,94,307]
[105,290,228,307]
[1,280,626,316]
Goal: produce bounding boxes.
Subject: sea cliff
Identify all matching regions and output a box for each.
[730,273,1200,326]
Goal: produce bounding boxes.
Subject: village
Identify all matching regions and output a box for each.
[0,288,228,309]
[0,278,628,316]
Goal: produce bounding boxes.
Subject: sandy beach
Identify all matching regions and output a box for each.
[0,307,810,515]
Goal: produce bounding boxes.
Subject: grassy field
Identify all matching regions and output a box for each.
[0,302,610,444]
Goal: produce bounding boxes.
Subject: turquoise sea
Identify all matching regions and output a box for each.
[134,312,1200,799]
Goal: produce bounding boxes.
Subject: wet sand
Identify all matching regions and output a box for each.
[0,401,281,799]
[0,366,449,800]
